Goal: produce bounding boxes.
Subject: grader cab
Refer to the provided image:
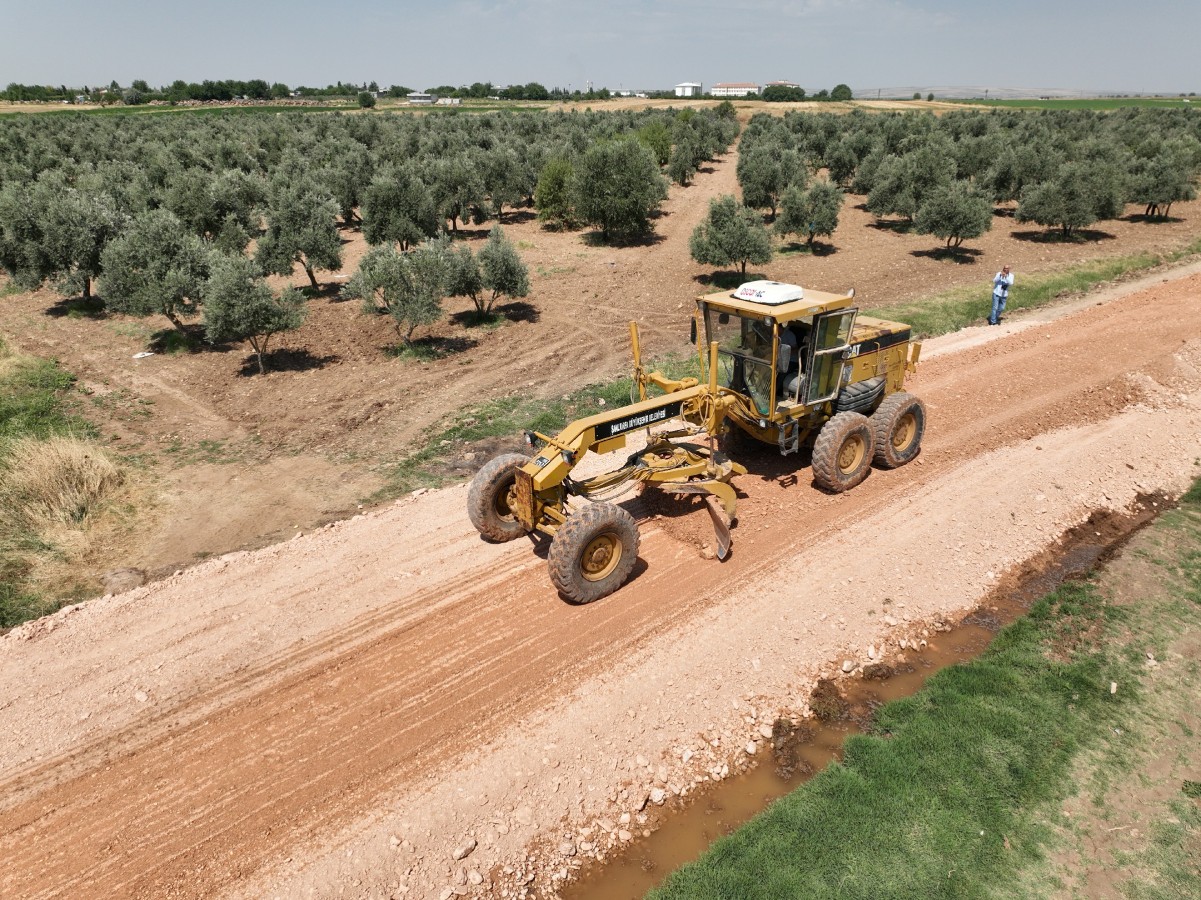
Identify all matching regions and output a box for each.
[468,281,925,604]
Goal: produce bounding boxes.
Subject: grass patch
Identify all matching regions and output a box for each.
[867,248,1194,338]
[379,353,701,496]
[651,481,1201,899]
[0,336,128,627]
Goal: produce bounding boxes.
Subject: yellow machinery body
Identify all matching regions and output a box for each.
[468,280,924,603]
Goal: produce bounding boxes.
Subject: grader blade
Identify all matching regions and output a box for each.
[704,495,732,560]
[659,481,736,560]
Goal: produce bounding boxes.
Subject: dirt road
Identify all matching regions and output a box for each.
[3,268,1201,899]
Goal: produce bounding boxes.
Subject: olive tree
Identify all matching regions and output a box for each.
[477,226,530,313]
[0,175,124,300]
[913,181,994,249]
[736,143,802,218]
[100,208,210,330]
[203,254,307,374]
[255,179,342,288]
[535,157,575,227]
[774,179,844,247]
[1016,161,1125,237]
[361,167,439,250]
[570,138,667,241]
[342,241,449,346]
[690,195,773,277]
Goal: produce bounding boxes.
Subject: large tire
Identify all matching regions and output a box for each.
[871,392,925,469]
[467,453,530,542]
[811,411,874,493]
[835,376,886,414]
[548,501,640,604]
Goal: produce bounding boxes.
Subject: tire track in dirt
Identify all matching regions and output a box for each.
[2,272,1201,898]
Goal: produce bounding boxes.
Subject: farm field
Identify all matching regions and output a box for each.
[2,103,1201,897]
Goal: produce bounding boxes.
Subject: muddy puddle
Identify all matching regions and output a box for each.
[559,495,1167,899]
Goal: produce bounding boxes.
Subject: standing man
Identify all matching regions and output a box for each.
[989,264,1014,325]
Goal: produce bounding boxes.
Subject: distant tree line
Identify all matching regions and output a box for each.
[761,84,853,102]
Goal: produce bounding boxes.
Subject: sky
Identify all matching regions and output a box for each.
[3,0,1198,96]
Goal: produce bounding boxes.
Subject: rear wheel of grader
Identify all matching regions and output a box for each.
[548,501,640,604]
[467,453,530,542]
[871,392,926,468]
[811,411,874,493]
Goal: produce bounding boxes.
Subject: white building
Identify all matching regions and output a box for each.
[674,82,702,98]
[711,82,761,97]
[764,81,801,90]
[407,91,434,105]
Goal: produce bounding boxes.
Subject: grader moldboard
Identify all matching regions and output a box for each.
[468,280,925,603]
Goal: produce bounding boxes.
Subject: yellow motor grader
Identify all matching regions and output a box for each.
[468,280,924,603]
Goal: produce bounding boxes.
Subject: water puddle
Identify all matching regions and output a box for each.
[560,495,1166,899]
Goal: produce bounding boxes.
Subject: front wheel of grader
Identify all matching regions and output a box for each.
[548,501,640,604]
[467,453,531,542]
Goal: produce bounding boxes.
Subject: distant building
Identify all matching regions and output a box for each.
[407,92,434,105]
[765,81,800,89]
[435,97,461,106]
[711,82,761,97]
[674,82,703,98]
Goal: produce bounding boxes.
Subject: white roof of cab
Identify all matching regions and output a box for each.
[732,280,804,305]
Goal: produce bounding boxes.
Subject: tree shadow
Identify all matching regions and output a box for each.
[499,209,538,225]
[910,246,983,264]
[697,165,716,175]
[867,218,914,234]
[306,282,349,301]
[450,301,540,327]
[387,335,479,360]
[1010,228,1116,244]
[992,206,1016,218]
[1123,213,1184,224]
[44,294,106,319]
[237,348,341,377]
[149,323,207,353]
[450,226,494,242]
[693,270,771,290]
[779,240,837,257]
[582,229,666,248]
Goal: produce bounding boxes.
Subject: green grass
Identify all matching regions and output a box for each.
[0,339,89,441]
[947,97,1195,110]
[868,243,1201,338]
[651,482,1201,900]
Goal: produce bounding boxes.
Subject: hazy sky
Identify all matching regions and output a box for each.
[4,0,1197,95]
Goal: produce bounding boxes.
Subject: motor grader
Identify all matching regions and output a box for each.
[468,280,925,603]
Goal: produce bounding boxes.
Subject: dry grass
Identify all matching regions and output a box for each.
[0,435,137,617]
[0,435,125,531]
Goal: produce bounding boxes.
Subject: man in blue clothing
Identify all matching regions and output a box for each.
[989,264,1014,325]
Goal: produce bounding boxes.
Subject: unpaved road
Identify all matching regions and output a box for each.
[3,267,1201,899]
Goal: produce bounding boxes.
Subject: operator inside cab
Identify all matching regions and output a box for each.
[779,323,810,403]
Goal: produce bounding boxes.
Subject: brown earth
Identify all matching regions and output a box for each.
[2,262,1201,898]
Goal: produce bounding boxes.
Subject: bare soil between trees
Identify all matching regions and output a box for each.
[4,132,1201,898]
